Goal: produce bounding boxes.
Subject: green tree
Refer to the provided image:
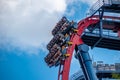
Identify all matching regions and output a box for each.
[112,73,120,79]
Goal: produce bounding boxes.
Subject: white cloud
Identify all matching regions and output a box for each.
[0,0,100,54]
[0,0,67,54]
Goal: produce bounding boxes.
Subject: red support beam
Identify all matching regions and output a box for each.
[60,16,99,80]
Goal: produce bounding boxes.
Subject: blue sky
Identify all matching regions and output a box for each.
[0,0,120,80]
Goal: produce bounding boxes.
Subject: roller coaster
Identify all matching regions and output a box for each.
[44,0,120,80]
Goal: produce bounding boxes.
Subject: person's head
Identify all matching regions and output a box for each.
[65,33,68,37]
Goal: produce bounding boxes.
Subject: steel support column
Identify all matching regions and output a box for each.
[92,8,104,49]
[76,44,98,80]
[99,8,104,37]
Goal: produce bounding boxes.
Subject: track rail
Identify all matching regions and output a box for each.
[58,16,99,80]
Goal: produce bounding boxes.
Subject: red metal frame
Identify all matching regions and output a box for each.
[58,16,99,80]
[57,15,120,80]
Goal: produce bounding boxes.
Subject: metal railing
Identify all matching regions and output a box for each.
[70,70,84,80]
[89,0,104,16]
[111,0,120,4]
[89,0,120,16]
[89,0,117,16]
[84,29,119,38]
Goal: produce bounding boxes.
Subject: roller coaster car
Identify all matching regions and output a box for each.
[48,49,70,67]
[50,50,62,65]
[61,21,78,35]
[45,51,56,63]
[52,17,68,36]
[52,24,62,36]
[45,44,59,63]
[45,43,70,67]
[45,44,71,67]
[50,44,59,52]
[56,34,71,48]
[47,34,63,50]
[60,21,70,32]
[46,51,62,67]
[45,18,79,67]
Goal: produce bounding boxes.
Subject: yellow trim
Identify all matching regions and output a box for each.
[74,29,78,32]
[67,41,73,45]
[64,54,70,57]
